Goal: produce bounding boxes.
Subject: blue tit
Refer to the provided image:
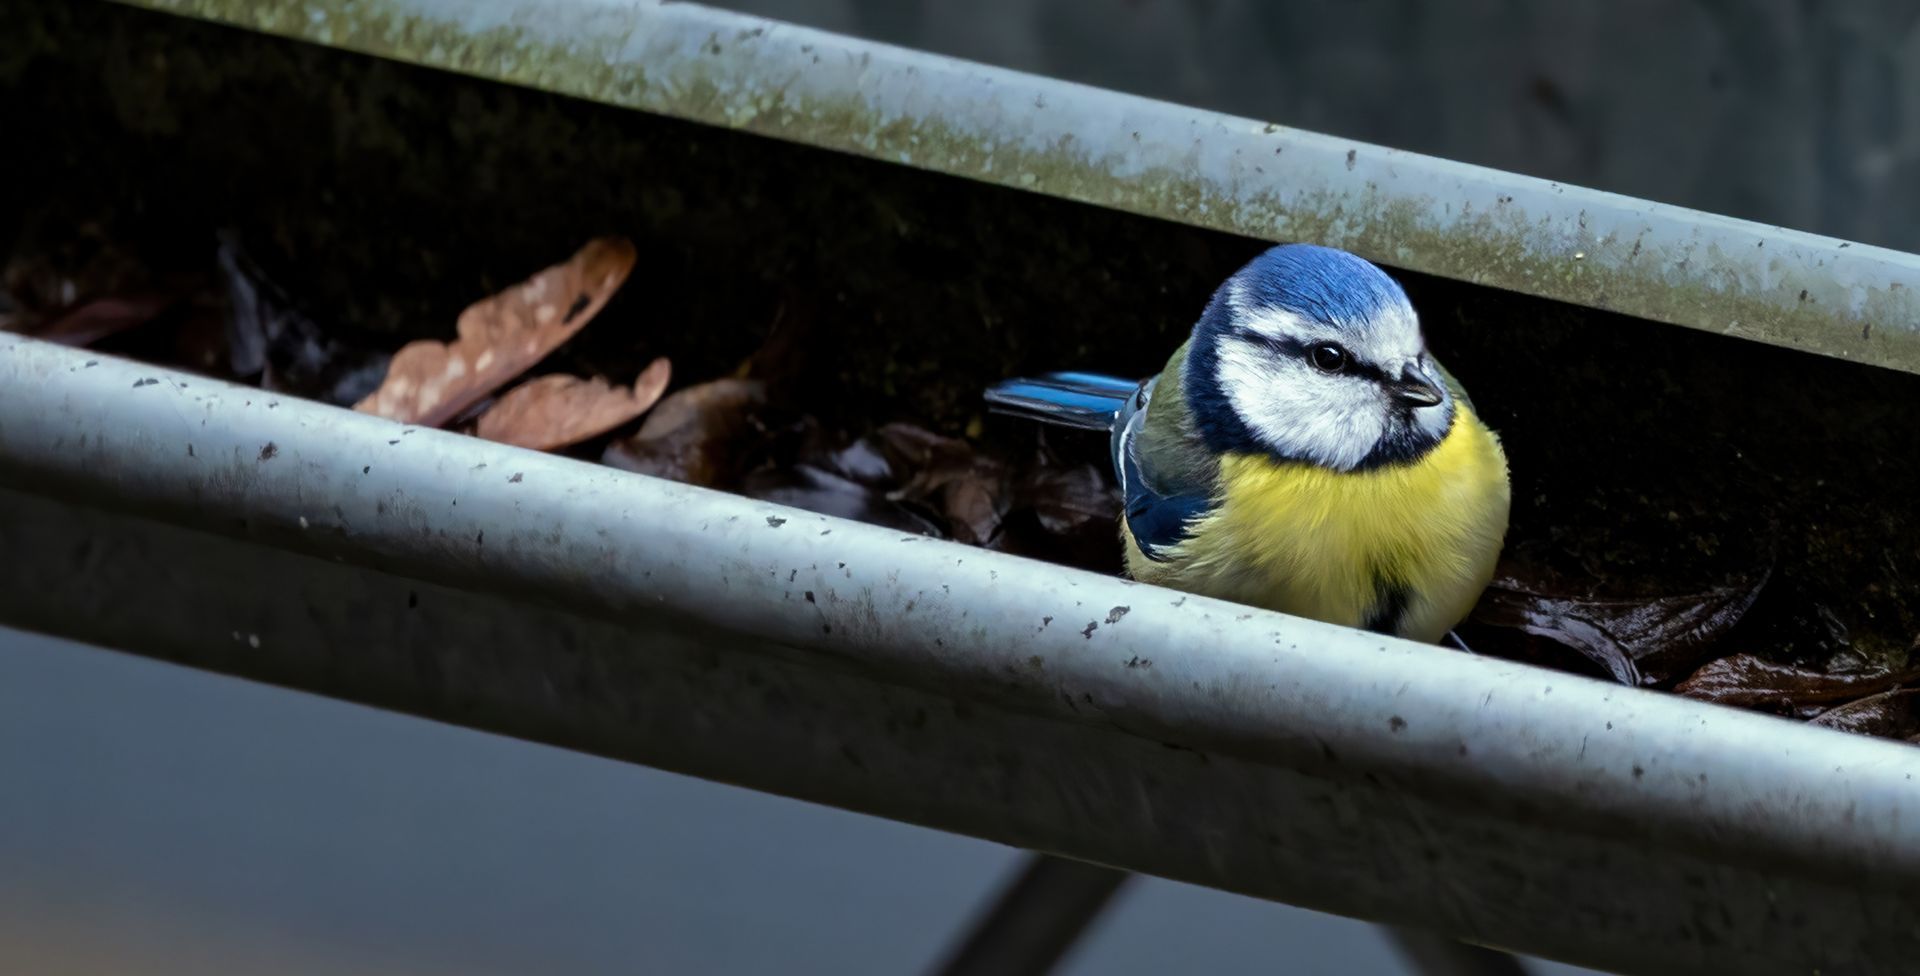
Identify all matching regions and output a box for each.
[985,244,1511,645]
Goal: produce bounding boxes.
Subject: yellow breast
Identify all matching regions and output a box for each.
[1124,410,1511,644]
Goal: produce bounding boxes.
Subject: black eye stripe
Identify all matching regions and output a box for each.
[1231,328,1392,383]
[1232,327,1306,357]
[1346,359,1391,384]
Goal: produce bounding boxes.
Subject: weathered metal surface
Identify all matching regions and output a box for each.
[4,334,1920,976]
[111,0,1920,376]
[718,1,1920,258]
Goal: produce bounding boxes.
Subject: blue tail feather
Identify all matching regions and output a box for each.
[1039,372,1140,395]
[984,373,1137,432]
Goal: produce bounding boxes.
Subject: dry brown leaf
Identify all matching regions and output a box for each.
[474,358,672,452]
[355,237,637,426]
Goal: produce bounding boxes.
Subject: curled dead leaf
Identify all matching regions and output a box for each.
[355,237,637,426]
[602,378,768,486]
[474,358,671,452]
[1674,653,1920,708]
[1467,569,1769,686]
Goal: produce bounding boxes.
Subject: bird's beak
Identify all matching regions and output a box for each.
[1388,370,1445,408]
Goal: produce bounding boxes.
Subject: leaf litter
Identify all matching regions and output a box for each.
[603,377,769,487]
[475,358,671,451]
[1464,568,1770,687]
[1675,654,1920,708]
[8,230,1916,746]
[355,236,637,426]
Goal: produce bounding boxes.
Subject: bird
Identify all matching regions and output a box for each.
[984,243,1510,645]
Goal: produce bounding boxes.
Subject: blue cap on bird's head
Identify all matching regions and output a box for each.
[1225,243,1412,335]
[1185,244,1455,472]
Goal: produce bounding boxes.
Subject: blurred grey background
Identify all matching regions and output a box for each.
[14,1,1901,972]
[722,0,1920,253]
[0,629,1594,974]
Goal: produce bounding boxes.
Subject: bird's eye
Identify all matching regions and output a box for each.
[1309,343,1350,373]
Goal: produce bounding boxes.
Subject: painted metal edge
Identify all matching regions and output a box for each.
[104,0,1920,376]
[5,486,1911,976]
[4,332,1920,951]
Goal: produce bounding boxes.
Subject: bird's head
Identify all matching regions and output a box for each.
[1185,244,1454,472]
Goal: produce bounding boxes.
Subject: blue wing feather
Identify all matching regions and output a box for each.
[1112,380,1214,561]
[986,369,1214,561]
[1120,454,1212,560]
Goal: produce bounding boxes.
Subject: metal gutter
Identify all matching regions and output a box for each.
[3,334,1918,975]
[109,0,1920,377]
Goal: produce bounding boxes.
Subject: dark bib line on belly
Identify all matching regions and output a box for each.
[1362,575,1411,636]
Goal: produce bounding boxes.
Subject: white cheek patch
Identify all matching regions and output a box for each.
[1217,339,1385,471]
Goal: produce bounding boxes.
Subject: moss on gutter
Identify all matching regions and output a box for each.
[116,0,1920,377]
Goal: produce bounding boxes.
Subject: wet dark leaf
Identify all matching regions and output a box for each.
[602,378,768,486]
[473,358,671,452]
[1808,690,1920,741]
[987,460,1123,575]
[739,464,941,536]
[870,423,970,476]
[1470,586,1642,685]
[729,419,1115,552]
[356,237,635,426]
[217,233,388,405]
[1674,653,1920,708]
[1467,568,1769,686]
[871,423,1008,545]
[1018,462,1119,536]
[817,437,897,487]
